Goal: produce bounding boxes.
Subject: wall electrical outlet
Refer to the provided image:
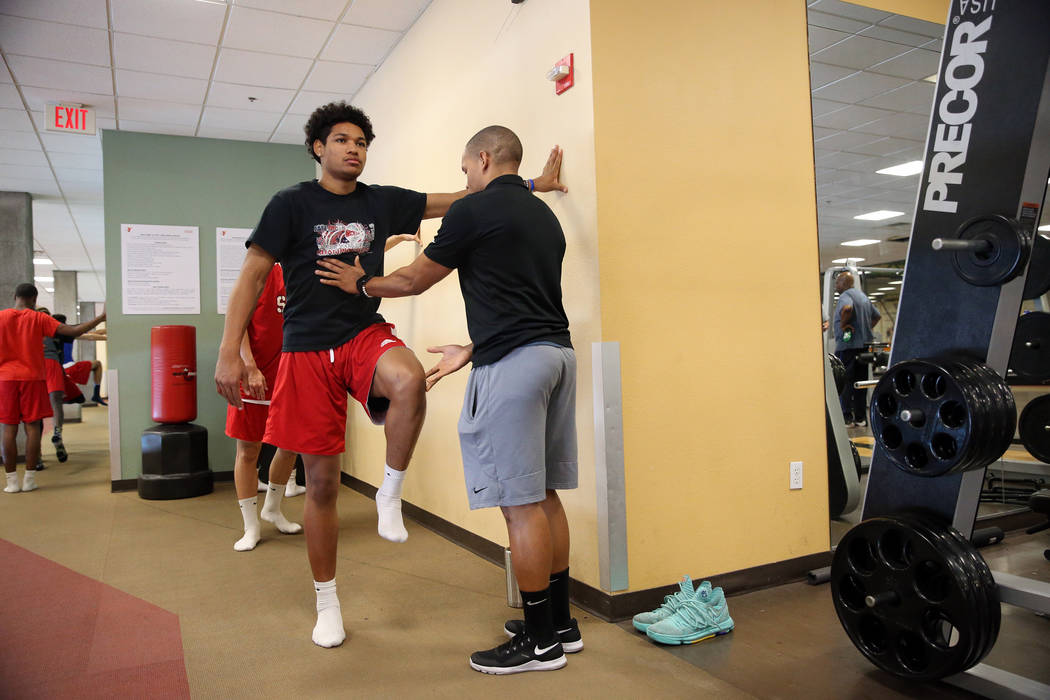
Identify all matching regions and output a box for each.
[790,461,803,490]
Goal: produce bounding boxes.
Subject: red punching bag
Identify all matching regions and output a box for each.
[151,325,197,423]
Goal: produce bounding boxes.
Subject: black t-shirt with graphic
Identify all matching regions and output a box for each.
[424,174,571,367]
[248,180,426,352]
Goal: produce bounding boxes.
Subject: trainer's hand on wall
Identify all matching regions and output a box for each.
[316,256,365,294]
[215,349,246,409]
[532,146,568,194]
[425,344,473,391]
[245,365,267,400]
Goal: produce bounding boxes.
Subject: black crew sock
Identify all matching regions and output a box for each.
[549,567,572,628]
[520,587,556,646]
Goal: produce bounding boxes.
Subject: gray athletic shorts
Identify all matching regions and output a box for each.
[458,343,578,509]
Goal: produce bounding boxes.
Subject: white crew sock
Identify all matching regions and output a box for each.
[257,479,267,493]
[285,480,306,498]
[260,482,302,534]
[21,469,37,492]
[4,471,20,493]
[375,465,407,543]
[312,578,346,648]
[234,497,260,551]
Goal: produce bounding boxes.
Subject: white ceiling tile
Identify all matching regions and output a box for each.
[112,33,216,80]
[814,103,893,130]
[7,55,113,94]
[115,69,208,103]
[287,90,351,116]
[110,0,226,45]
[200,106,282,132]
[48,152,102,170]
[0,0,108,29]
[235,0,347,21]
[807,0,890,23]
[56,179,102,198]
[214,49,312,89]
[809,26,850,53]
[322,24,401,64]
[206,82,295,112]
[860,80,934,115]
[196,126,273,142]
[815,151,873,169]
[0,177,60,196]
[0,107,35,131]
[809,62,856,90]
[117,97,202,126]
[0,63,11,83]
[0,83,23,108]
[849,137,922,157]
[812,35,911,70]
[0,149,47,167]
[851,111,929,138]
[96,116,116,129]
[31,200,75,233]
[117,119,196,136]
[868,48,940,81]
[269,130,305,145]
[879,15,944,39]
[344,0,430,32]
[812,71,910,104]
[20,86,115,116]
[813,126,838,141]
[813,130,883,151]
[858,25,934,48]
[55,167,102,183]
[271,114,307,142]
[0,131,41,150]
[807,10,871,34]
[0,16,110,66]
[811,98,848,117]
[41,131,101,154]
[304,60,372,93]
[224,7,333,59]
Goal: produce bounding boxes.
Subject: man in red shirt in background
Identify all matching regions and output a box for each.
[1,283,105,493]
[227,263,302,551]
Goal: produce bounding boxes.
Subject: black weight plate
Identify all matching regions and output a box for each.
[947,359,1008,472]
[1010,312,1050,384]
[950,215,1031,287]
[1023,232,1050,300]
[831,515,986,681]
[1019,394,1050,463]
[968,361,1017,466]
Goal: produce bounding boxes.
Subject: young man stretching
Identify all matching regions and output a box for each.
[215,103,564,648]
[317,126,577,674]
[1,284,105,492]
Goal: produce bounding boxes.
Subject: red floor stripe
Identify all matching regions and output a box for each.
[0,538,190,699]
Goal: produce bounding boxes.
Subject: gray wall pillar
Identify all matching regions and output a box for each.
[77,301,97,362]
[0,192,33,309]
[53,270,78,321]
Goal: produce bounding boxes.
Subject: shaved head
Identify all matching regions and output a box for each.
[464,125,523,166]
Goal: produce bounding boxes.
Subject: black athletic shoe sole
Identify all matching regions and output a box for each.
[469,634,567,675]
[469,655,566,675]
[504,619,583,653]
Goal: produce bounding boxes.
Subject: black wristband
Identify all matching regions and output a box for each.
[356,273,375,298]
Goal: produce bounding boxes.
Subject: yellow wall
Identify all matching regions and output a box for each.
[846,0,948,24]
[349,0,604,587]
[590,0,829,589]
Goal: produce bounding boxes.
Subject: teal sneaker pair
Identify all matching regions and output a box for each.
[645,585,734,645]
[631,576,711,633]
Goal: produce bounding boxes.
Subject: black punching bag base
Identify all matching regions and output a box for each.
[139,423,214,500]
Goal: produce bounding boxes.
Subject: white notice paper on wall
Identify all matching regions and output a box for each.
[216,227,252,314]
[121,223,200,315]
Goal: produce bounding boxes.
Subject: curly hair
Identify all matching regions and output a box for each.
[303,102,376,163]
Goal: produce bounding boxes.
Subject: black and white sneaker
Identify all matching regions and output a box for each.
[469,633,566,675]
[52,435,67,463]
[504,618,583,653]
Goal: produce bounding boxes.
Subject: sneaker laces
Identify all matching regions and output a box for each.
[672,598,720,629]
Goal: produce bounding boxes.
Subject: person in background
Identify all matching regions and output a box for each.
[833,271,881,427]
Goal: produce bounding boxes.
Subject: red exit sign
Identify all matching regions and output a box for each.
[45,103,96,135]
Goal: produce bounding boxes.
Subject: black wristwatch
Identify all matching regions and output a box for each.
[356,273,375,298]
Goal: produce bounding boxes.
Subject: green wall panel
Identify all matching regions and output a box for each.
[102,130,315,480]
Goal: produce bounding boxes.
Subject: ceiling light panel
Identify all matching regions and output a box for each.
[877,160,924,176]
[854,211,903,221]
